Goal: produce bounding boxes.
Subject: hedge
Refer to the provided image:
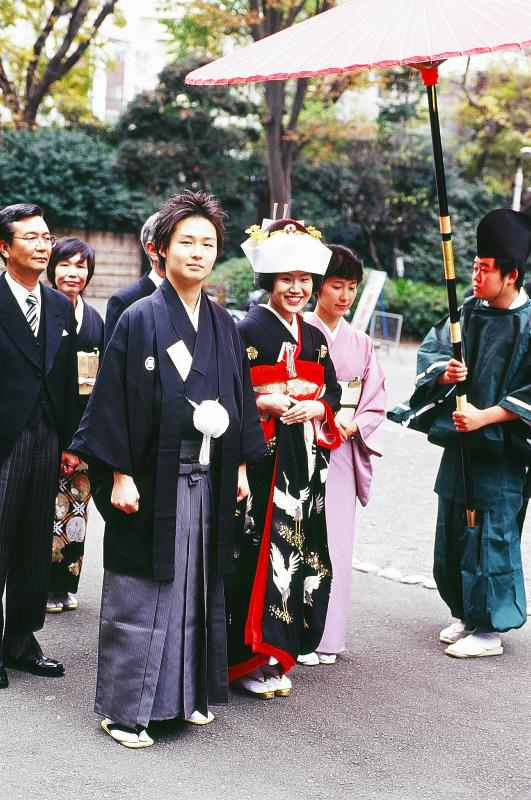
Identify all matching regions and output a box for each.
[381,278,467,340]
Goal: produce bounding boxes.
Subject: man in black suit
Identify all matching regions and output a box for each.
[0,203,80,689]
[104,212,164,345]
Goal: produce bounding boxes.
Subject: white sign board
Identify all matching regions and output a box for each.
[351,270,387,332]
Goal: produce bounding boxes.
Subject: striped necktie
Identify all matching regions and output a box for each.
[26,292,38,336]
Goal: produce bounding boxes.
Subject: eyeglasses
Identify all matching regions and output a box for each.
[12,234,56,248]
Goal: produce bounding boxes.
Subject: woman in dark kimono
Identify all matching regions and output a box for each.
[228,218,341,699]
[46,238,104,613]
[71,192,265,748]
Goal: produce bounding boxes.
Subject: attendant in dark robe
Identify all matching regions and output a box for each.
[71,191,265,749]
[45,238,104,613]
[104,212,164,346]
[389,209,531,658]
[228,217,341,700]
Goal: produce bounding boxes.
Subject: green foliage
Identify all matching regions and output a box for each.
[382,278,467,340]
[158,0,251,59]
[290,65,515,283]
[376,68,426,127]
[206,257,254,303]
[113,60,265,257]
[290,133,437,274]
[0,129,146,232]
[453,60,531,194]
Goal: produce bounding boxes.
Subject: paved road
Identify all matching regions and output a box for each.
[1,342,529,799]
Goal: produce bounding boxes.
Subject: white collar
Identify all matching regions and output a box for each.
[148,270,163,287]
[319,315,343,341]
[74,295,84,333]
[509,289,528,309]
[4,271,42,313]
[180,292,201,331]
[482,288,528,310]
[264,303,299,339]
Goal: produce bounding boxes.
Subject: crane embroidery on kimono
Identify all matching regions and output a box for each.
[318,450,329,483]
[274,472,310,538]
[307,491,324,517]
[303,574,322,606]
[270,543,301,615]
[303,420,316,479]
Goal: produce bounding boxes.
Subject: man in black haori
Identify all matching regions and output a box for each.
[72,191,265,748]
[104,211,164,346]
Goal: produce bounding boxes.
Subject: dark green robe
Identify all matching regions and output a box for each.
[389,295,531,632]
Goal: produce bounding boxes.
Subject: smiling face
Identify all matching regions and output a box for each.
[269,271,313,321]
[317,276,358,324]
[54,252,89,303]
[472,256,518,307]
[0,215,51,288]
[159,215,218,291]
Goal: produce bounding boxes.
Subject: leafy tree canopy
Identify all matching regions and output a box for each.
[0,128,145,232]
[451,58,531,195]
[158,0,366,208]
[0,0,121,128]
[113,59,266,256]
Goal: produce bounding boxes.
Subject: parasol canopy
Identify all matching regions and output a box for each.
[186,0,531,86]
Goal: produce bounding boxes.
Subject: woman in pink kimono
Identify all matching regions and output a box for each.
[305,245,386,663]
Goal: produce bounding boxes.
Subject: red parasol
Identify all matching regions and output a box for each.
[185,0,531,524]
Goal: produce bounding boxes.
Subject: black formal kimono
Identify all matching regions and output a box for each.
[228,305,341,680]
[71,280,265,725]
[104,272,157,347]
[49,299,104,595]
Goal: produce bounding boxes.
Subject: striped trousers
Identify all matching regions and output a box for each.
[0,419,59,661]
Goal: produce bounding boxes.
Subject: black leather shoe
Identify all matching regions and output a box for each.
[5,655,65,677]
[0,666,8,688]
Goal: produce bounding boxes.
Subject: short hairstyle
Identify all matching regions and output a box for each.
[493,256,526,289]
[0,202,44,244]
[140,212,158,255]
[254,272,323,293]
[323,244,364,284]
[47,237,96,289]
[153,190,226,270]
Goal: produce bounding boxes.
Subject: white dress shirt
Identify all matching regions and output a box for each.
[74,295,84,334]
[5,271,42,335]
[148,270,163,288]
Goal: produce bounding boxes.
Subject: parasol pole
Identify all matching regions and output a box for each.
[415,64,476,526]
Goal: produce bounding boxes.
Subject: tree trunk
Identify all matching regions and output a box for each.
[363,224,382,268]
[264,81,289,211]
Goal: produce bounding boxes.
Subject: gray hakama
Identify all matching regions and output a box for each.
[94,441,227,728]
